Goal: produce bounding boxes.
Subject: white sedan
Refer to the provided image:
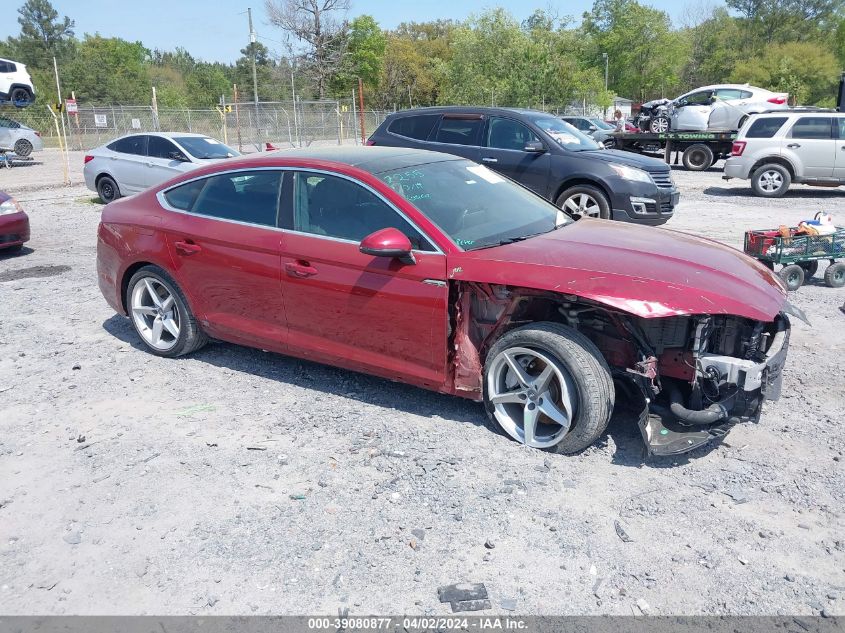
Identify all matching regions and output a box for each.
[651,84,789,133]
[83,132,240,202]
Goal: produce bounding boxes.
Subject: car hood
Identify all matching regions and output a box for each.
[452,220,787,322]
[573,148,670,172]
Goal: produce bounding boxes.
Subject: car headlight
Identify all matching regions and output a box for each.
[0,198,23,216]
[608,163,653,184]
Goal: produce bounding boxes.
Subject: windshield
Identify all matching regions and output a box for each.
[379,159,571,251]
[590,118,614,130]
[532,116,601,151]
[174,137,240,159]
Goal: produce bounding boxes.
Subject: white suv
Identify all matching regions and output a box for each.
[724,110,845,197]
[0,57,35,106]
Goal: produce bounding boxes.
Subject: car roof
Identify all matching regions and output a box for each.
[388,106,557,119]
[266,145,462,174]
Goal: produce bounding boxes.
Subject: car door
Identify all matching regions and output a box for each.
[785,117,836,178]
[106,135,149,193]
[145,136,194,188]
[279,170,448,388]
[424,114,483,162]
[834,118,845,180]
[480,116,551,196]
[673,91,714,131]
[159,169,288,348]
[0,117,12,149]
[709,89,746,129]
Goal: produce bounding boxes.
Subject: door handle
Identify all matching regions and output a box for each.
[481,157,498,163]
[285,261,318,278]
[787,143,801,149]
[174,240,201,256]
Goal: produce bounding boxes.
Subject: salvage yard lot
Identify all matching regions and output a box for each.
[0,150,843,615]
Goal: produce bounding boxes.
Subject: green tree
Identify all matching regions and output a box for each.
[11,0,75,68]
[233,42,278,101]
[184,62,231,107]
[331,15,386,98]
[64,35,150,104]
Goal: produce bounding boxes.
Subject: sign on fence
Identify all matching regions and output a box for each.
[65,99,77,114]
[131,118,141,129]
[94,114,108,128]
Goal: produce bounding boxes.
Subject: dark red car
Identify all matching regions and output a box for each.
[96,147,798,456]
[0,190,30,253]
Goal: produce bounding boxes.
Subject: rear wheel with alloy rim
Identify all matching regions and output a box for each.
[483,322,614,454]
[97,176,121,203]
[10,87,31,104]
[14,139,33,157]
[556,185,610,220]
[126,266,207,357]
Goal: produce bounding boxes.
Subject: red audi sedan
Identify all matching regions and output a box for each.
[0,190,30,253]
[96,147,797,456]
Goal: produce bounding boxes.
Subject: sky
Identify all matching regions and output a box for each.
[2,0,704,64]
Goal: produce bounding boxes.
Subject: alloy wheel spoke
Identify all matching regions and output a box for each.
[161,295,175,311]
[532,364,555,391]
[151,317,164,346]
[503,352,531,388]
[490,389,527,405]
[132,306,157,317]
[539,398,571,430]
[161,316,179,338]
[144,279,163,308]
[523,403,540,447]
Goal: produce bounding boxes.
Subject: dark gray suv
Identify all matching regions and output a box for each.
[368,107,679,225]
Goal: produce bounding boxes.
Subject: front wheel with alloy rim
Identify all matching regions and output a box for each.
[556,185,610,220]
[97,175,121,203]
[824,262,845,288]
[649,116,670,133]
[126,266,207,357]
[751,163,791,197]
[483,322,614,454]
[14,139,33,157]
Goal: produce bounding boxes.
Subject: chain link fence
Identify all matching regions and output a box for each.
[3,100,391,152]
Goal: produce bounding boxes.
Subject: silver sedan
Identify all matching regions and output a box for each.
[83,132,240,203]
[0,116,43,157]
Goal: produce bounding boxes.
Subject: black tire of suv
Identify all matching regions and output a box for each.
[10,87,31,104]
[14,139,33,157]
[751,163,791,197]
[824,262,845,288]
[682,144,714,171]
[555,185,611,221]
[778,264,804,291]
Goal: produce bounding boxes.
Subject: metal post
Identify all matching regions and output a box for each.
[248,8,259,106]
[351,89,358,145]
[357,77,366,145]
[291,69,300,147]
[52,56,70,185]
[602,52,609,119]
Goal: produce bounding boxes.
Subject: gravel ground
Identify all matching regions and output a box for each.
[0,151,843,616]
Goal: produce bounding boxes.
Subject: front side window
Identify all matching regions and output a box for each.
[746,117,787,138]
[147,136,182,160]
[293,171,433,250]
[680,91,713,106]
[790,117,833,140]
[380,159,571,250]
[165,170,282,226]
[433,117,483,146]
[108,135,147,156]
[174,136,239,159]
[486,117,540,151]
[387,115,439,141]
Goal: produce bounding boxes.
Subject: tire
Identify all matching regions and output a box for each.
[824,262,845,288]
[798,260,819,278]
[556,185,610,220]
[751,163,791,197]
[126,265,208,358]
[13,139,33,157]
[778,264,805,291]
[10,87,31,104]
[96,175,121,203]
[650,116,670,133]
[602,138,615,149]
[483,322,614,454]
[682,144,714,171]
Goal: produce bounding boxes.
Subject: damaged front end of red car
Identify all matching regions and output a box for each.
[447,280,799,457]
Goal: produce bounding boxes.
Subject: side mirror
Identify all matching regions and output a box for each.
[524,141,546,153]
[169,151,189,162]
[360,227,415,265]
[588,125,597,132]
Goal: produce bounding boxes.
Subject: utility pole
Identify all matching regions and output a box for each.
[248,8,259,106]
[602,52,609,118]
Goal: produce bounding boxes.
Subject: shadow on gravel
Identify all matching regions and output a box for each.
[0,245,34,259]
[102,314,486,426]
[0,264,70,282]
[704,185,844,199]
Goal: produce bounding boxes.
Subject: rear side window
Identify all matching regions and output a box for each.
[790,117,833,140]
[168,170,283,227]
[164,179,205,210]
[433,117,483,146]
[745,117,787,138]
[0,61,16,73]
[715,89,746,100]
[387,115,439,141]
[837,118,845,139]
[108,135,147,155]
